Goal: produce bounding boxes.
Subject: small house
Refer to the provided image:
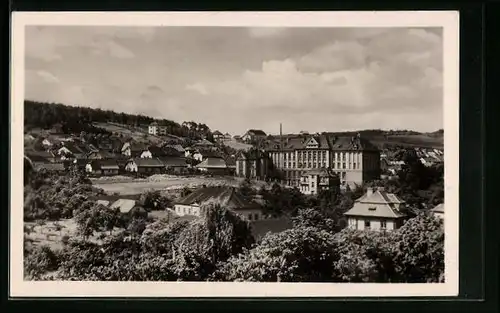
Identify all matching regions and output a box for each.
[241,129,267,143]
[174,186,264,221]
[125,157,165,174]
[212,130,225,142]
[158,156,188,174]
[299,168,340,195]
[110,199,139,214]
[195,157,229,175]
[344,187,406,231]
[121,142,149,158]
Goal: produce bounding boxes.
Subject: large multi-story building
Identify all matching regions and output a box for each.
[266,133,380,188]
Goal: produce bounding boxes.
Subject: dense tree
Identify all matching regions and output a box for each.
[259,183,308,218]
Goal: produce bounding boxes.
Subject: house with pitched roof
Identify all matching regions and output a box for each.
[125,157,165,174]
[121,141,150,158]
[242,129,267,143]
[173,186,264,221]
[212,130,225,142]
[299,168,340,195]
[86,159,120,176]
[195,156,229,175]
[344,187,406,231]
[430,203,444,220]
[158,156,188,174]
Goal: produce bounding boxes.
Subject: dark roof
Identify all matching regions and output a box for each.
[212,130,223,136]
[132,157,165,167]
[148,145,167,157]
[175,186,258,211]
[247,129,267,136]
[34,162,66,171]
[264,133,379,152]
[158,156,188,167]
[329,134,379,151]
[25,152,53,162]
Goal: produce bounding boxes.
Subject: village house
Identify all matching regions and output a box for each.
[241,129,267,143]
[184,148,203,162]
[223,133,232,141]
[158,156,188,174]
[86,159,120,176]
[121,141,149,158]
[212,130,225,142]
[299,168,340,195]
[431,203,444,220]
[235,149,270,180]
[87,150,117,160]
[173,186,265,221]
[233,135,242,142]
[162,144,185,154]
[125,157,165,174]
[195,156,229,175]
[344,187,406,231]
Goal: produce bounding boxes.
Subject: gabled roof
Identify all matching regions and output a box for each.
[158,156,188,167]
[431,203,444,213]
[34,162,66,172]
[212,130,223,136]
[131,157,165,167]
[196,157,227,169]
[175,186,258,211]
[245,129,267,136]
[329,135,379,151]
[194,139,214,146]
[25,151,54,162]
[110,199,137,213]
[344,188,405,218]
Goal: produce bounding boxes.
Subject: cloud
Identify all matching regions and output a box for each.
[36,70,59,83]
[25,26,443,134]
[248,27,287,38]
[185,83,209,95]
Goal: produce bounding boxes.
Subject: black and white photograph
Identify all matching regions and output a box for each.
[11,11,459,297]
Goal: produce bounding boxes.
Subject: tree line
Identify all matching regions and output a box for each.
[24,100,214,140]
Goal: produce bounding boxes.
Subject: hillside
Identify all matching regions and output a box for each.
[24,100,213,140]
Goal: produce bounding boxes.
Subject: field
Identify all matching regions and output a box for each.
[92,174,263,195]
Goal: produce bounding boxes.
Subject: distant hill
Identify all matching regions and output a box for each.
[24,100,213,140]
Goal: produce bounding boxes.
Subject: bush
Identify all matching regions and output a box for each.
[24,245,60,280]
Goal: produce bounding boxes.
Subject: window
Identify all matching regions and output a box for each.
[353,163,357,169]
[381,219,387,229]
[364,220,371,230]
[254,213,259,220]
[343,162,346,169]
[248,214,252,220]
[288,162,291,168]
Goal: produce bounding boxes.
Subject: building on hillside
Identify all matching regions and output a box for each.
[241,129,267,143]
[125,157,165,174]
[195,157,229,175]
[212,130,224,142]
[265,133,380,188]
[148,122,169,136]
[87,150,117,160]
[344,187,406,231]
[224,133,232,141]
[121,142,149,158]
[299,168,340,195]
[431,203,444,220]
[173,186,264,221]
[235,149,270,180]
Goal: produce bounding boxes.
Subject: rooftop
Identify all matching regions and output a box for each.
[196,157,228,169]
[176,186,258,211]
[344,188,405,218]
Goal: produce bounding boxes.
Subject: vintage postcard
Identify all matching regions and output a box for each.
[10,11,459,297]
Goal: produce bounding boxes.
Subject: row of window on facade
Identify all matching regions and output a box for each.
[348,217,389,230]
[281,161,359,170]
[283,170,347,180]
[272,151,361,161]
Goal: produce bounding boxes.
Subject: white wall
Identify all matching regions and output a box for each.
[140,150,152,158]
[348,217,396,231]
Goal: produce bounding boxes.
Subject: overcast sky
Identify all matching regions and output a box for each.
[25,26,443,135]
